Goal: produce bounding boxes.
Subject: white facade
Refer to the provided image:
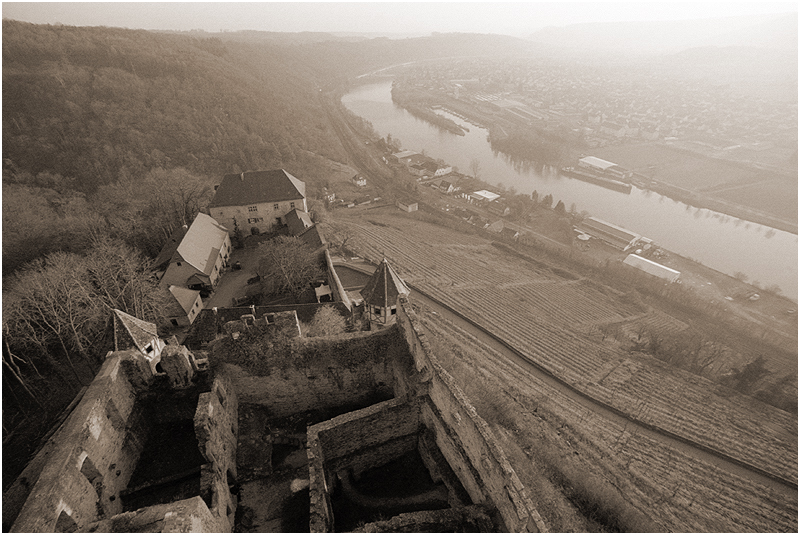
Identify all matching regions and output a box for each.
[211,198,307,236]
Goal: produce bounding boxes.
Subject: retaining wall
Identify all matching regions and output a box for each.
[325,249,352,311]
[395,298,547,533]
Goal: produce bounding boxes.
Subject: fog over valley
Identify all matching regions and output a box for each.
[2,3,797,534]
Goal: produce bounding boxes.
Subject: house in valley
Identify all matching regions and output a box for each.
[159,212,231,292]
[351,174,367,187]
[208,169,307,236]
[397,199,419,212]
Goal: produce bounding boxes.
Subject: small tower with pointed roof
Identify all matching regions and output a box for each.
[360,258,410,326]
[112,309,165,374]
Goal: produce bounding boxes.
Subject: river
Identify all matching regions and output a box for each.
[342,81,798,301]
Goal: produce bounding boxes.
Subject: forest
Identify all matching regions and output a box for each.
[2,20,541,488]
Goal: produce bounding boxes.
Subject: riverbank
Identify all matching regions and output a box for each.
[639,178,798,235]
[341,81,798,299]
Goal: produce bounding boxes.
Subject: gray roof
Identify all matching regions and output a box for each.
[209,169,306,208]
[174,213,229,276]
[113,309,158,352]
[360,258,410,308]
[285,208,314,236]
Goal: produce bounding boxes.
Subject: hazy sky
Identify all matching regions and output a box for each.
[3,2,796,36]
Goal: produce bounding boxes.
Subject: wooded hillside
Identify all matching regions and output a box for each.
[2,21,538,489]
[2,20,352,192]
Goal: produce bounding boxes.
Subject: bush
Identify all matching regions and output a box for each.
[304,305,347,337]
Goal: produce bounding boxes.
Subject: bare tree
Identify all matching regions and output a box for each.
[321,221,356,254]
[469,158,481,180]
[257,236,324,301]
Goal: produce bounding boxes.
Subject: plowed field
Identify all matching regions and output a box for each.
[333,207,797,488]
[421,314,797,532]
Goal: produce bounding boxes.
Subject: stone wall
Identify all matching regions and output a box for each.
[10,350,155,532]
[217,329,399,417]
[88,496,221,533]
[307,398,422,532]
[395,298,547,533]
[194,375,238,531]
[325,249,352,311]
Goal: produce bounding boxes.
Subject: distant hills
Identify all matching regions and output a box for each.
[528,12,797,55]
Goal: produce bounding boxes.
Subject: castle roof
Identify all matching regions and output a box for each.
[360,258,410,308]
[113,309,158,353]
[209,169,306,208]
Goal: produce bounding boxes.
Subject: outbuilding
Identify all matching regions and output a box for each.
[623,254,680,283]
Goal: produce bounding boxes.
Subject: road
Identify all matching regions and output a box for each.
[333,260,797,502]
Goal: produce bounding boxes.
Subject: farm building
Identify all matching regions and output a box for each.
[470,190,501,203]
[577,217,641,251]
[623,254,680,283]
[208,169,307,236]
[578,156,632,180]
[397,199,419,212]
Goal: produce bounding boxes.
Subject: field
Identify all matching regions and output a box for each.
[708,179,799,222]
[421,314,797,532]
[331,207,797,491]
[588,143,798,223]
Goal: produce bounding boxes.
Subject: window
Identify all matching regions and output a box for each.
[248,205,258,212]
[273,203,279,210]
[247,217,263,224]
[290,202,295,209]
[176,262,182,267]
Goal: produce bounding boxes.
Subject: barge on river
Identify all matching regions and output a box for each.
[560,167,632,194]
